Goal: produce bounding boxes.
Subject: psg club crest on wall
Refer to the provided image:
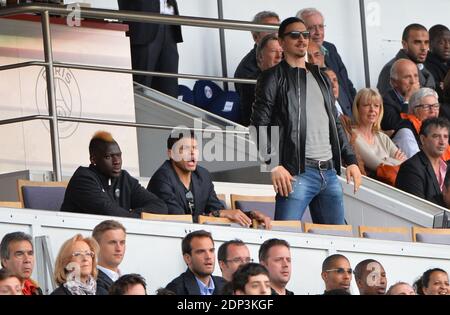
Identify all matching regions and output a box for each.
[35,67,82,139]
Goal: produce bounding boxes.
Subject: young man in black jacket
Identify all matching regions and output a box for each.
[60,131,167,217]
[148,130,271,227]
[251,17,361,225]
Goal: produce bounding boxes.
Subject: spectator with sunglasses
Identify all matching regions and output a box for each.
[297,8,356,117]
[148,130,271,227]
[51,234,99,295]
[251,17,361,225]
[321,254,353,294]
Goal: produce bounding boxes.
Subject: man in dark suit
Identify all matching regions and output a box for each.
[117,0,182,97]
[396,117,450,207]
[92,220,127,295]
[148,130,271,226]
[297,8,356,117]
[166,230,226,295]
[381,58,420,132]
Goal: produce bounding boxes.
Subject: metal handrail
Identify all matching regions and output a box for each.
[0,3,277,180]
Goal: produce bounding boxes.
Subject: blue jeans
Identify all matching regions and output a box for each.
[274,167,345,224]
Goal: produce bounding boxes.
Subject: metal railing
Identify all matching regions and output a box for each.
[0,3,371,181]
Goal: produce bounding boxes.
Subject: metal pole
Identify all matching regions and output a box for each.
[359,0,371,87]
[41,10,62,181]
[217,0,229,91]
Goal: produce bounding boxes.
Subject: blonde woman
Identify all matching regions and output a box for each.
[352,88,406,173]
[51,234,99,295]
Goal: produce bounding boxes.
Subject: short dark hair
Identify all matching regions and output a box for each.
[353,259,381,281]
[419,117,450,137]
[278,17,305,39]
[429,24,450,43]
[413,277,424,295]
[421,268,448,289]
[0,268,20,282]
[402,23,427,41]
[181,230,214,256]
[89,131,117,157]
[231,263,269,293]
[109,273,147,295]
[218,239,246,262]
[0,232,33,266]
[258,238,290,262]
[155,287,176,295]
[167,129,196,150]
[256,33,279,60]
[92,220,126,243]
[322,254,349,272]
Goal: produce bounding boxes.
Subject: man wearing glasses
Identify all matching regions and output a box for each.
[0,232,42,295]
[321,254,353,294]
[148,130,271,227]
[396,117,450,207]
[297,8,356,118]
[218,239,252,282]
[251,17,361,225]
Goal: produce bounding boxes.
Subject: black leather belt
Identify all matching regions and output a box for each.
[305,158,334,171]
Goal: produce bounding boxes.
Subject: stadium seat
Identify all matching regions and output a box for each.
[216,193,227,209]
[192,80,223,109]
[253,219,303,233]
[209,91,241,123]
[197,215,242,228]
[141,212,193,223]
[231,194,275,219]
[0,201,22,208]
[412,226,450,245]
[17,179,68,211]
[177,84,194,105]
[358,226,411,242]
[304,223,353,237]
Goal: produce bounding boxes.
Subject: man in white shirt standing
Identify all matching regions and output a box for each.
[92,220,127,295]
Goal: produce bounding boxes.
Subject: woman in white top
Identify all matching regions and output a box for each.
[352,88,406,172]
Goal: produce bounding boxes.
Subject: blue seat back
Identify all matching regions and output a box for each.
[193,80,223,109]
[22,186,66,211]
[177,84,194,105]
[209,91,241,123]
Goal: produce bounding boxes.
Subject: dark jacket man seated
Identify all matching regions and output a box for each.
[61,131,167,217]
[148,130,271,227]
[165,230,225,295]
[396,117,450,207]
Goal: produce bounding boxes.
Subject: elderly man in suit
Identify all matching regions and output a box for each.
[117,0,182,97]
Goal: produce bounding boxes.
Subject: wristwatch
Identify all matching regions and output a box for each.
[212,210,221,217]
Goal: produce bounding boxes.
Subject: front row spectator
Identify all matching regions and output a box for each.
[321,254,352,294]
[109,274,147,295]
[0,269,22,295]
[165,230,225,295]
[218,240,252,282]
[92,220,127,295]
[393,88,440,159]
[386,282,416,295]
[353,259,387,295]
[259,238,293,295]
[396,117,450,207]
[61,130,167,218]
[51,234,99,295]
[0,232,42,295]
[352,88,405,174]
[416,268,449,295]
[231,263,271,295]
[149,130,271,227]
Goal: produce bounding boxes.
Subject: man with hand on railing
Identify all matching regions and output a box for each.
[60,131,168,217]
[148,130,271,228]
